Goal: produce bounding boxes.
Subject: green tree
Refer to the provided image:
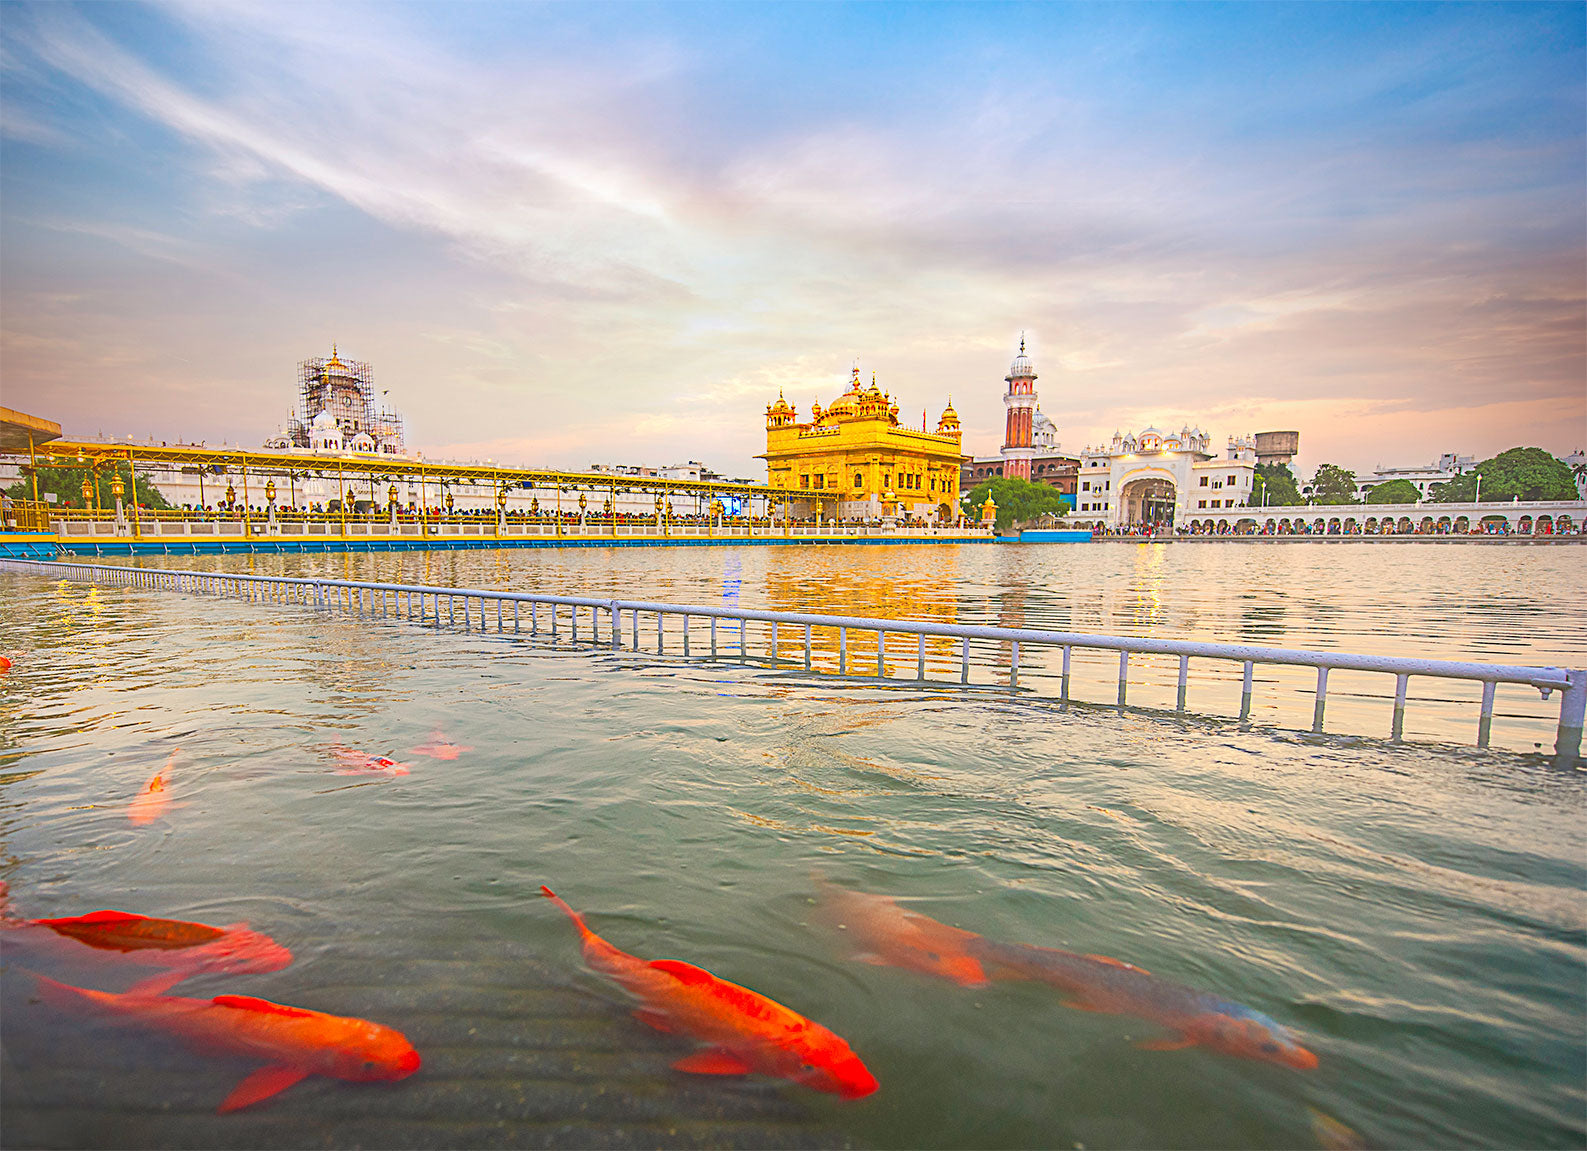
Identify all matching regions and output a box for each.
[959,476,1070,533]
[1309,463,1359,505]
[1364,479,1422,504]
[1252,463,1302,506]
[5,462,171,511]
[1428,447,1577,503]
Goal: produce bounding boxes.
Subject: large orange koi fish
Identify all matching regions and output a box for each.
[819,883,1317,1071]
[128,749,177,825]
[540,885,877,1098]
[34,974,421,1112]
[0,881,292,990]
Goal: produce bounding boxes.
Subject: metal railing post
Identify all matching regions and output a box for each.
[1312,666,1329,733]
[1478,680,1497,748]
[1557,668,1586,766]
[1392,673,1409,741]
[1117,651,1129,708]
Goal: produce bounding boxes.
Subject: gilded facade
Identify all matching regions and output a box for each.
[761,367,965,522]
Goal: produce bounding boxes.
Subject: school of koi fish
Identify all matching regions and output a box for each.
[0,731,1320,1116]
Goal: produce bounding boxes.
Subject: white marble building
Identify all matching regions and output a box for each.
[1074,426,1258,529]
[1349,452,1474,500]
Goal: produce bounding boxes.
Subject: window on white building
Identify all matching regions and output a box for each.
[1199,476,1209,487]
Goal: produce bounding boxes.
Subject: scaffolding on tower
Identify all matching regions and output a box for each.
[282,348,406,456]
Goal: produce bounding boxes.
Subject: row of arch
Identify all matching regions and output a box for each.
[1180,514,1579,536]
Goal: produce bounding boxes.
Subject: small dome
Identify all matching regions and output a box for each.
[1007,334,1036,380]
[311,409,338,430]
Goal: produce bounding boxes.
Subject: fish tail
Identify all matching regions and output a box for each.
[539,886,635,973]
[539,886,589,933]
[30,971,116,1014]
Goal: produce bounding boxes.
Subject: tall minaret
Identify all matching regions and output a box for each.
[1001,335,1038,480]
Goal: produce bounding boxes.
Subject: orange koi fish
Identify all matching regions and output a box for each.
[540,886,877,1098]
[330,745,409,776]
[822,884,1317,1071]
[0,881,292,989]
[814,877,988,987]
[34,974,421,1112]
[128,749,177,825]
[411,731,471,760]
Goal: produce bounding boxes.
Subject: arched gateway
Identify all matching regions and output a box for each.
[1120,476,1177,527]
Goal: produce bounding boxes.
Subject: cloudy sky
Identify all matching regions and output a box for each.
[2,2,1582,479]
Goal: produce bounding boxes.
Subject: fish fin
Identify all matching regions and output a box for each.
[950,964,991,988]
[673,1048,753,1076]
[649,958,716,986]
[211,995,318,1019]
[1060,998,1110,1013]
[1083,953,1147,973]
[126,970,188,996]
[632,1008,675,1033]
[41,910,149,927]
[1137,1036,1196,1052]
[218,1065,310,1113]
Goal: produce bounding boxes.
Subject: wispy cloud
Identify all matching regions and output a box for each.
[1,1,1581,474]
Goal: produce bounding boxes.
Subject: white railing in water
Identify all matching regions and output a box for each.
[3,558,1582,764]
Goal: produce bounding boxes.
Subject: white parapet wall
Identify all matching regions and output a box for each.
[1175,500,1585,536]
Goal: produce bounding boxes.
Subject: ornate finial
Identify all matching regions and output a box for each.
[1019,332,1026,355]
[871,371,877,387]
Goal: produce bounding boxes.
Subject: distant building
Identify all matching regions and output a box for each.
[1354,452,1474,500]
[1254,431,1300,466]
[960,338,1078,499]
[761,366,964,522]
[1568,450,1587,499]
[1075,427,1258,529]
[263,347,406,457]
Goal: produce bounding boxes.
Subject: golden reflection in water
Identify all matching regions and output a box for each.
[760,547,972,677]
[1125,542,1168,631]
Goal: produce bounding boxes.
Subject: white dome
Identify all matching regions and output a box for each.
[311,409,338,430]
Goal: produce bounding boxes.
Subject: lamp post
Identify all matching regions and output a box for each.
[110,472,127,535]
[654,493,664,530]
[496,484,508,536]
[225,482,237,512]
[266,478,278,534]
[388,483,399,533]
[578,491,587,532]
[80,475,95,516]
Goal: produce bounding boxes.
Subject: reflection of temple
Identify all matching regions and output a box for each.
[959,338,1077,498]
[263,347,407,457]
[761,366,964,522]
[1074,427,1257,529]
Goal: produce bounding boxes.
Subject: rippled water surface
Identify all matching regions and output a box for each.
[2,543,1583,1149]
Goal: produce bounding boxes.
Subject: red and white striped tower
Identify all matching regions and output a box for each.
[1001,335,1038,480]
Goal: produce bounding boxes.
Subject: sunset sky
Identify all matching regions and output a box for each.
[3,2,1582,481]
